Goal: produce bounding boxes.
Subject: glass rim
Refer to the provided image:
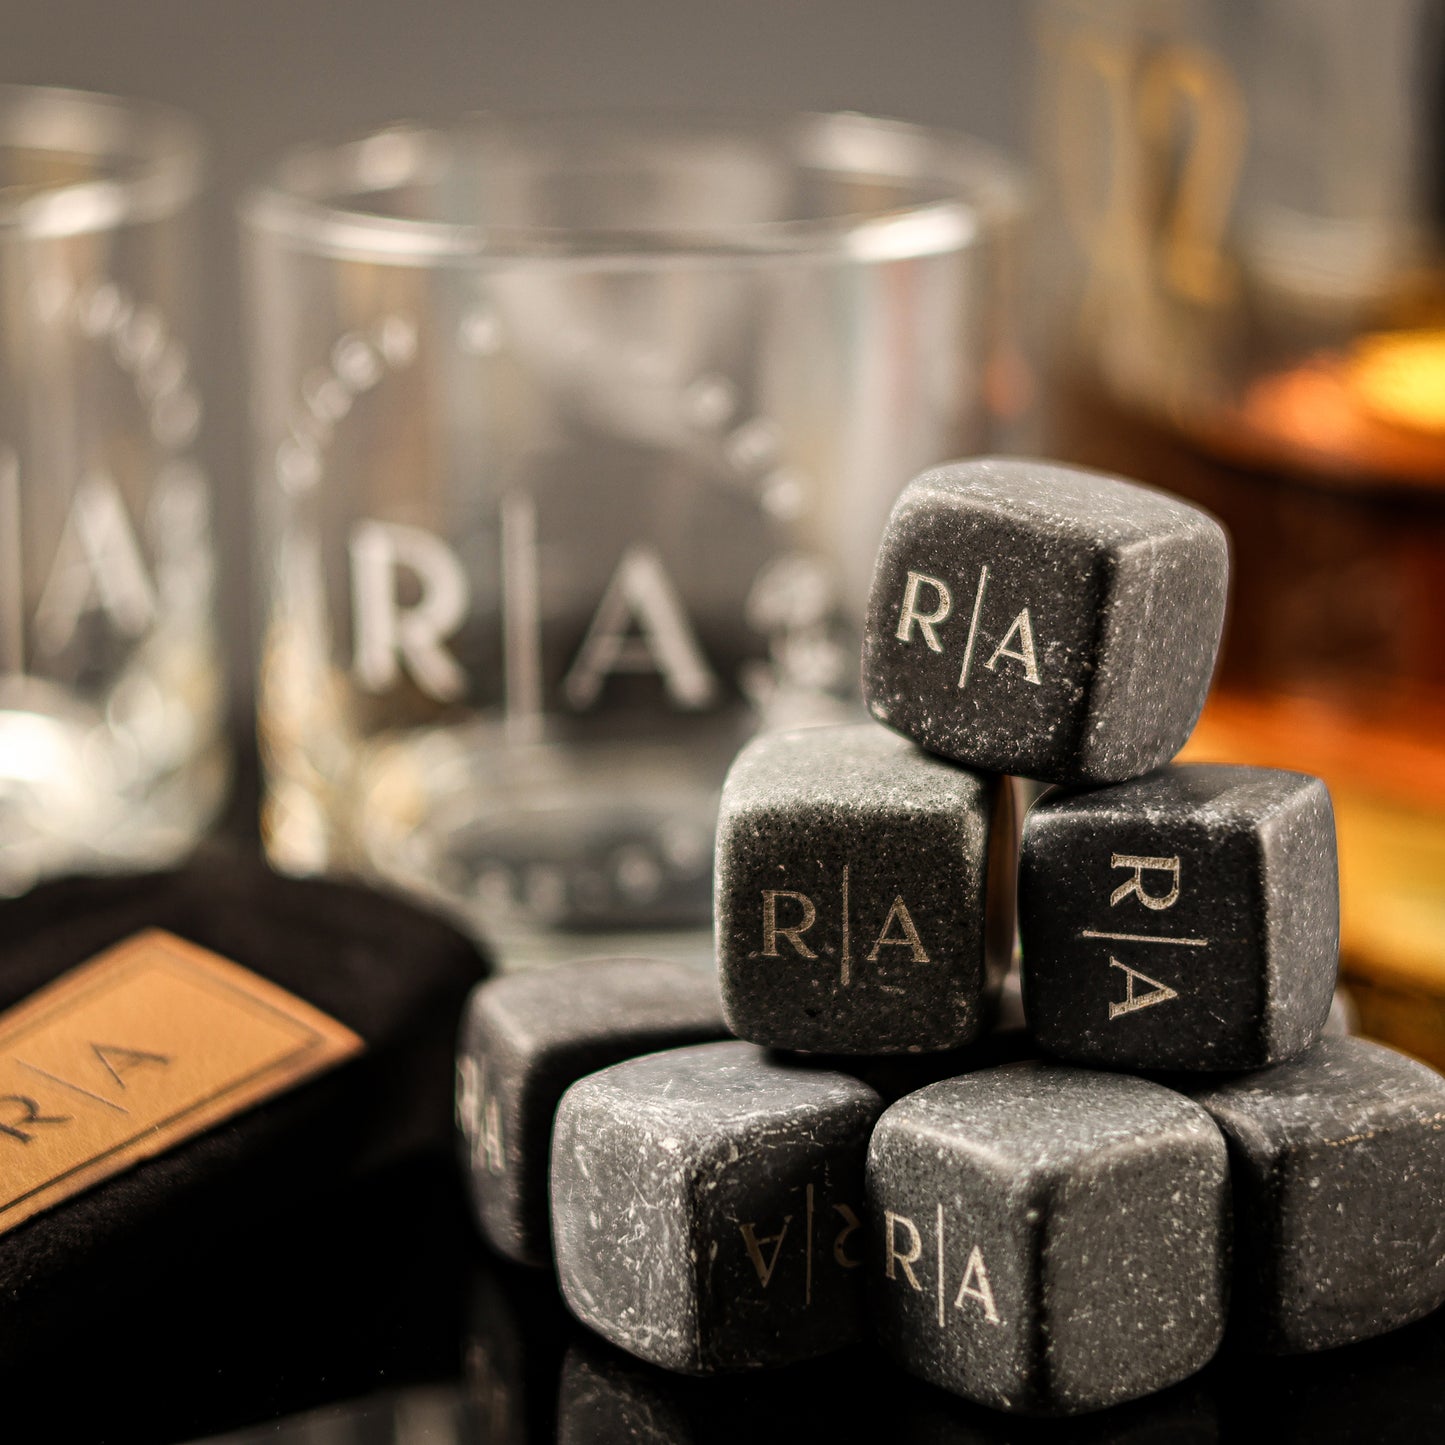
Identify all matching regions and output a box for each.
[240,108,1028,267]
[0,84,203,238]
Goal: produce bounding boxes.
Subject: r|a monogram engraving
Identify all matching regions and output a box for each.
[736,1182,862,1307]
[893,565,1042,691]
[348,503,722,715]
[760,865,930,987]
[0,1041,169,1144]
[1077,852,1209,1019]
[882,1204,1002,1327]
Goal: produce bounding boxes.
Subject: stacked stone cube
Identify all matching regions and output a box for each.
[456,457,1445,1418]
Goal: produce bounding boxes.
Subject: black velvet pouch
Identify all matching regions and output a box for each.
[0,847,490,1351]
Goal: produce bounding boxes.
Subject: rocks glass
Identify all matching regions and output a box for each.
[244,111,1024,962]
[0,85,223,893]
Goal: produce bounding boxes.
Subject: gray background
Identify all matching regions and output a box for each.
[4,0,1031,725]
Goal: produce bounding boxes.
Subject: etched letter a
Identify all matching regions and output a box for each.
[954,1244,1002,1324]
[1107,958,1179,1019]
[91,1043,170,1088]
[563,546,718,711]
[740,1218,792,1288]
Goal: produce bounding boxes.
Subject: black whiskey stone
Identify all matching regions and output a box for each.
[551,1040,881,1374]
[867,1061,1229,1415]
[1190,1037,1445,1353]
[1019,764,1339,1072]
[456,958,726,1267]
[715,723,1012,1054]
[861,457,1228,785]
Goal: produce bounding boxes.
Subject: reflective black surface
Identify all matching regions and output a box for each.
[9,1153,1443,1444]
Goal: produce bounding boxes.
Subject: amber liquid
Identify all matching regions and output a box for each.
[1052,373,1445,1066]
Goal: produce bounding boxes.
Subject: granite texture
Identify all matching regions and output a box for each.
[1019,764,1339,1072]
[1190,1037,1445,1354]
[715,723,1012,1053]
[867,1061,1230,1415]
[456,958,727,1267]
[861,457,1228,785]
[551,1040,882,1374]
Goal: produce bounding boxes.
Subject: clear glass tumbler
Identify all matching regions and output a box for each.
[244,111,1025,965]
[0,85,225,894]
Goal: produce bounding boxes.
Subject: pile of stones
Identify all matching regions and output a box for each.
[456,457,1445,1417]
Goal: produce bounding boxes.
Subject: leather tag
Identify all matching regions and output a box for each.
[0,927,364,1236]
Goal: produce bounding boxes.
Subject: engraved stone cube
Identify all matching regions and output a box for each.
[551,1040,881,1373]
[456,958,726,1267]
[867,1062,1230,1415]
[715,723,1013,1054]
[1019,764,1339,1072]
[1190,1037,1445,1353]
[862,458,1228,785]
